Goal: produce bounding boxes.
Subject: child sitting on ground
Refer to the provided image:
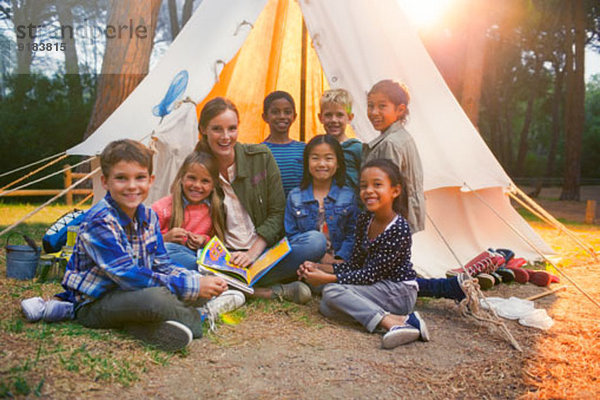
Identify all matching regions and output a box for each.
[57,139,243,352]
[152,151,226,270]
[298,159,429,349]
[318,88,362,195]
[261,90,305,197]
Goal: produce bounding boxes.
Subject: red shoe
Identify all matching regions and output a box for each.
[527,270,552,287]
[448,251,505,276]
[505,257,527,269]
[550,273,560,283]
[506,266,529,284]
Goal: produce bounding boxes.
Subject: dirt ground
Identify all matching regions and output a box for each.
[77,189,600,399]
[2,188,599,399]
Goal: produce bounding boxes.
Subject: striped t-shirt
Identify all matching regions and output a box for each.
[263,140,305,197]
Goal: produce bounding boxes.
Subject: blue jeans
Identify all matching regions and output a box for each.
[257,231,327,287]
[416,276,464,301]
[164,242,198,271]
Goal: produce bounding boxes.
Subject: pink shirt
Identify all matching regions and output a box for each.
[151,195,213,243]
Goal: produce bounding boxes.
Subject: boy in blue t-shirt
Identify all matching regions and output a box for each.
[60,139,233,351]
[261,90,305,197]
[318,88,362,195]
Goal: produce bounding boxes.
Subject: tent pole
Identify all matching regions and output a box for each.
[0,157,95,199]
[300,17,308,142]
[509,185,598,261]
[1,154,68,191]
[0,151,66,179]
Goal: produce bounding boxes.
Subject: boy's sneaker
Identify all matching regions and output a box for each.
[476,273,495,290]
[527,270,552,287]
[43,300,74,322]
[203,290,245,318]
[405,311,430,342]
[21,297,46,322]
[271,281,312,304]
[490,248,515,268]
[490,271,503,285]
[198,290,246,331]
[382,324,420,349]
[126,320,192,352]
[447,250,505,277]
[495,268,515,283]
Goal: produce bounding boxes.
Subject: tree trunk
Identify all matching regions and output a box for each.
[459,0,488,129]
[168,0,180,40]
[561,0,585,201]
[84,0,161,139]
[55,0,83,106]
[11,0,41,99]
[514,58,542,174]
[545,62,563,179]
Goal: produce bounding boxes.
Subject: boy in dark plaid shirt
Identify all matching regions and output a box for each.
[60,140,228,351]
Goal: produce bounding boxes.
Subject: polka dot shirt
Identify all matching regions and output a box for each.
[333,212,416,285]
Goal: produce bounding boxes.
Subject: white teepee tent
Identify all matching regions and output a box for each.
[67,0,554,278]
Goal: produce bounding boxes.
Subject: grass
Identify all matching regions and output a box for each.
[0,202,326,396]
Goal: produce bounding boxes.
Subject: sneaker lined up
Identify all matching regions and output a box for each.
[446,250,505,289]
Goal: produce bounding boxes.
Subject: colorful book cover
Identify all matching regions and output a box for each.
[197,236,291,289]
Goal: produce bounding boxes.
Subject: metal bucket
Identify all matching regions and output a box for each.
[5,233,41,280]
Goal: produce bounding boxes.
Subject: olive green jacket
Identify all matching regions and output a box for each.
[231,143,285,246]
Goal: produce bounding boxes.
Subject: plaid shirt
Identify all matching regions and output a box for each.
[60,193,202,305]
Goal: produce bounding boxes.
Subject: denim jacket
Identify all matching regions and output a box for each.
[284,182,358,261]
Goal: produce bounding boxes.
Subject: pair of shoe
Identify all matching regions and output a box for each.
[503,258,560,286]
[127,290,246,352]
[271,281,312,304]
[21,297,74,323]
[382,312,430,349]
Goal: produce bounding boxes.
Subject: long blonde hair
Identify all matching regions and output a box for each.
[170,151,226,242]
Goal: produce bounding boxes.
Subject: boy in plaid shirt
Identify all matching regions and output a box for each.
[60,140,229,351]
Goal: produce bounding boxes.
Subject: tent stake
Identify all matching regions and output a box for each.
[526,286,567,301]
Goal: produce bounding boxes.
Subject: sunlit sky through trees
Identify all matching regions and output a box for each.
[397,0,600,82]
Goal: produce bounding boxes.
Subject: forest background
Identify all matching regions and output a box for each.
[0,0,599,201]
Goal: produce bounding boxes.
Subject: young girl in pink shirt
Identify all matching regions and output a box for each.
[152,151,226,270]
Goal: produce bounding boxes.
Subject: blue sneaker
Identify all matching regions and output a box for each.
[405,311,430,342]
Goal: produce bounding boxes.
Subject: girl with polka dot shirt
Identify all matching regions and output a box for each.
[298,159,429,349]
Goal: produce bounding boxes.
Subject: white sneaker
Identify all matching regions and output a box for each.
[205,290,246,316]
[126,320,193,352]
[199,290,246,331]
[43,300,74,322]
[21,297,46,322]
[381,325,420,349]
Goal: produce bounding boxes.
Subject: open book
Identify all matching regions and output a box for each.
[197,236,291,294]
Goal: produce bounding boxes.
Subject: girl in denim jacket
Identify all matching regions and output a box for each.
[285,135,358,265]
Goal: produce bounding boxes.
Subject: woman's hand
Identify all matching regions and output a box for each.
[230,251,253,268]
[164,227,188,244]
[198,276,228,298]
